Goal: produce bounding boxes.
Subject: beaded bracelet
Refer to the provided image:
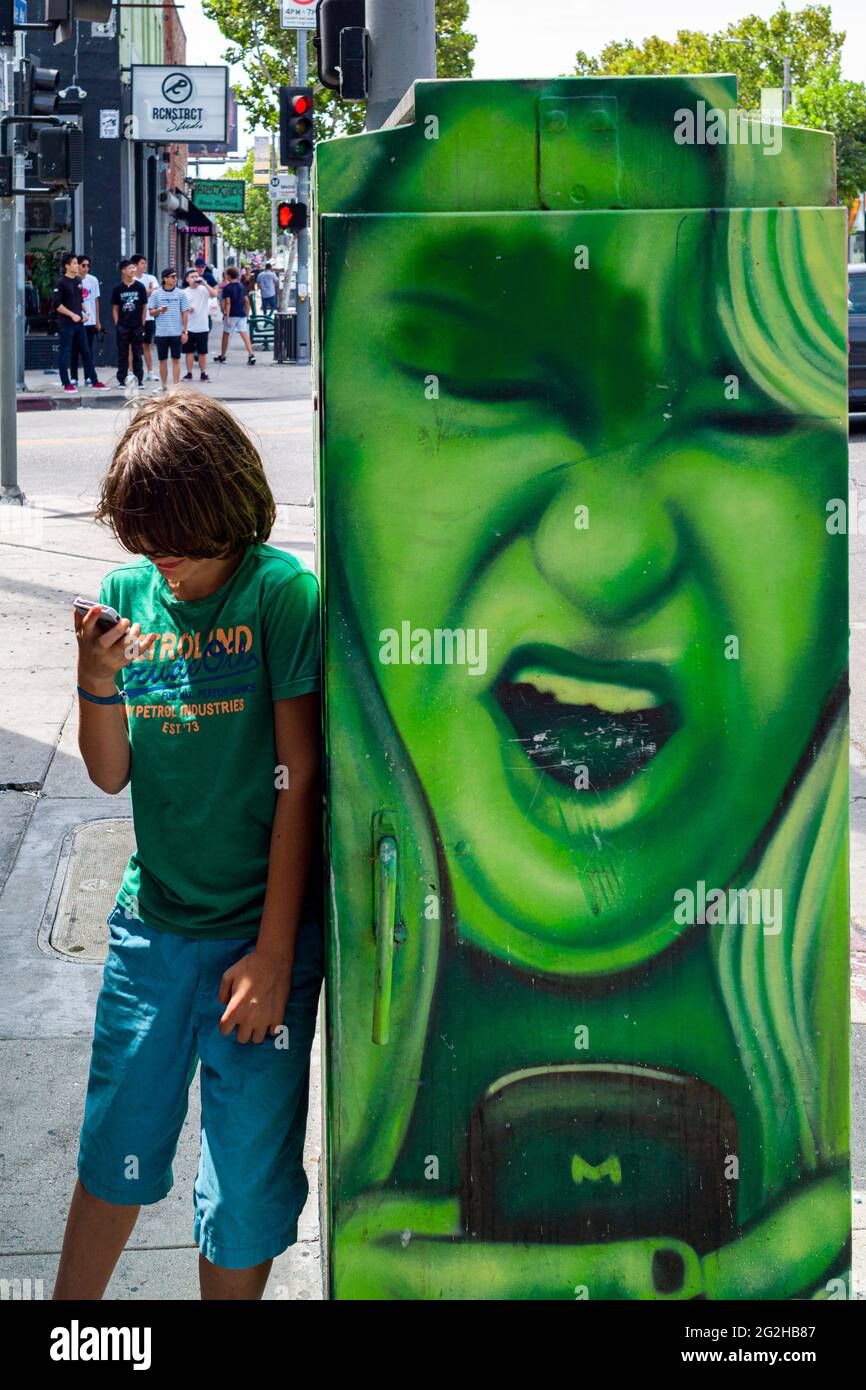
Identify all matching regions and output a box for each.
[77,684,125,705]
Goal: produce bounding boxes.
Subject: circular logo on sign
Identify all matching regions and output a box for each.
[162,72,193,104]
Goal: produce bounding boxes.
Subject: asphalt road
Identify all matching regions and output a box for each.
[12,396,315,510]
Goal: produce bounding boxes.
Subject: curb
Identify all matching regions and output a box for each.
[17,390,313,412]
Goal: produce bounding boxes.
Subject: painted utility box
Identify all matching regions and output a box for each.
[315,76,850,1300]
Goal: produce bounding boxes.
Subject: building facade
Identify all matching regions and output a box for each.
[24,5,218,369]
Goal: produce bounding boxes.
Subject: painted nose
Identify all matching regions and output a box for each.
[532,462,680,625]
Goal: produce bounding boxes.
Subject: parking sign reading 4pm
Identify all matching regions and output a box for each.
[280,0,317,29]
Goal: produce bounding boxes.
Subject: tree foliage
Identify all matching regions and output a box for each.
[573,5,844,112]
[203,0,476,139]
[573,5,865,200]
[785,63,866,201]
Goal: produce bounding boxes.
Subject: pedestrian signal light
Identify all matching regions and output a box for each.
[279,85,315,169]
[277,201,308,233]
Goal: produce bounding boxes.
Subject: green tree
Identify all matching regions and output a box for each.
[203,0,476,139]
[785,64,866,201]
[573,4,844,112]
[213,150,272,255]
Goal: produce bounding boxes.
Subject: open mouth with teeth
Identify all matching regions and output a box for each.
[494,648,681,793]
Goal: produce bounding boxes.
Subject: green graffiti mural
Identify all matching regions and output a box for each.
[314,77,850,1300]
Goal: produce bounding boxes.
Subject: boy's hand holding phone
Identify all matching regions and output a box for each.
[73,600,156,694]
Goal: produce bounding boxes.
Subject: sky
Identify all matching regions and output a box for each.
[180,0,866,150]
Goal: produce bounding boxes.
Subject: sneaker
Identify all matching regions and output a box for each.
[182,372,193,381]
[145,371,158,381]
[213,355,226,363]
[90,380,108,390]
[116,377,126,389]
[199,373,211,382]
[62,384,77,394]
[247,355,256,366]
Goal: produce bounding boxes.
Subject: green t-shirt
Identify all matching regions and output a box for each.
[98,543,320,938]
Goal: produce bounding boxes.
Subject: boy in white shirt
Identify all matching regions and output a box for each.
[183,268,219,382]
[132,254,160,381]
[71,255,101,386]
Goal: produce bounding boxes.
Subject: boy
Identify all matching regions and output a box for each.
[111,258,148,393]
[182,266,218,382]
[214,265,256,366]
[148,267,189,389]
[52,252,106,394]
[132,254,160,381]
[70,254,101,386]
[56,392,323,1300]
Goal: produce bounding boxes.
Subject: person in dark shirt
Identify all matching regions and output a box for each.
[214,266,256,366]
[52,252,106,393]
[195,255,217,288]
[111,259,148,392]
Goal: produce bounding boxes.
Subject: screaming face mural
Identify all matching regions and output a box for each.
[315,76,850,1299]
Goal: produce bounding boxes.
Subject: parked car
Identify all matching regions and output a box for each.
[849,264,866,412]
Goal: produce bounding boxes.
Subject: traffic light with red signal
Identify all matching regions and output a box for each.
[276,201,308,234]
[279,86,315,169]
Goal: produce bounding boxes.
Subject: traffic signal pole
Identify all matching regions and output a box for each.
[364,0,435,132]
[1,10,21,500]
[294,29,310,366]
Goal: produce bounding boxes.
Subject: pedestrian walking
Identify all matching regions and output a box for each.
[148,268,190,389]
[111,259,148,394]
[70,255,101,385]
[257,263,278,317]
[182,267,218,382]
[52,252,106,394]
[195,255,218,288]
[213,266,256,366]
[132,254,160,381]
[57,391,322,1301]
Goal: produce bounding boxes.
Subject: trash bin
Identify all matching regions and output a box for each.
[273,311,297,363]
[315,75,850,1300]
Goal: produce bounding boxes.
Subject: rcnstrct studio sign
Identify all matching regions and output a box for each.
[130,66,228,143]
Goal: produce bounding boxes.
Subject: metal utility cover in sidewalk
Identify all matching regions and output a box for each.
[41,820,135,962]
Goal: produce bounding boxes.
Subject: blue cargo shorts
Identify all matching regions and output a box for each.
[77,903,323,1270]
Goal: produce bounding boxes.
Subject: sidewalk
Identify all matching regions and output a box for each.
[0,486,321,1300]
[18,348,312,411]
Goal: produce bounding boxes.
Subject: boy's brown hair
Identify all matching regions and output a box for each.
[95,391,276,559]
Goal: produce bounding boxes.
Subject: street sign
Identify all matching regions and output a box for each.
[279,0,317,30]
[269,172,298,201]
[193,178,246,214]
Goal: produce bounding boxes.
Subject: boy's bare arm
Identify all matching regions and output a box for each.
[74,607,155,794]
[257,692,320,965]
[218,692,320,1045]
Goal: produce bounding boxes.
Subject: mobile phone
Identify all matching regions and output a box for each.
[73,596,122,630]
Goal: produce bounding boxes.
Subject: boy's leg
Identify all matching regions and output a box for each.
[57,324,74,387]
[171,341,182,383]
[193,918,324,1297]
[157,341,168,387]
[78,324,99,384]
[241,332,254,356]
[54,1180,140,1300]
[198,1254,273,1301]
[116,326,128,385]
[131,331,144,385]
[59,906,199,1299]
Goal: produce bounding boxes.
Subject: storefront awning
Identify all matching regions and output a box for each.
[183,199,215,238]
